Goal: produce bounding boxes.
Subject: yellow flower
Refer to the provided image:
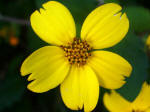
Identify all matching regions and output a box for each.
[103,82,150,112]
[146,35,150,49]
[21,1,132,111]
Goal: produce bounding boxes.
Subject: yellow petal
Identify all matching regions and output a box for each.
[30,1,76,45]
[81,3,129,49]
[146,108,150,112]
[20,46,70,93]
[103,91,131,112]
[132,82,150,110]
[60,65,99,112]
[146,35,150,49]
[88,51,132,89]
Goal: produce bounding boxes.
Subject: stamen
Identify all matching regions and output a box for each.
[60,38,92,66]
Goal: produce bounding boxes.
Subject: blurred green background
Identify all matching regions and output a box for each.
[0,0,150,112]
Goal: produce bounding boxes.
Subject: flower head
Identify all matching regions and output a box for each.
[21,1,132,111]
[103,82,150,112]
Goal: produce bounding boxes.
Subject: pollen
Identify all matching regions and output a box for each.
[60,38,92,66]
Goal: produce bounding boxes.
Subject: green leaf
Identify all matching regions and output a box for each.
[58,0,98,23]
[125,6,150,33]
[108,31,148,101]
[35,0,49,8]
[0,55,25,111]
[104,0,120,4]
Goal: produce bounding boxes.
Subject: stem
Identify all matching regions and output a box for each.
[0,14,30,25]
[97,0,104,5]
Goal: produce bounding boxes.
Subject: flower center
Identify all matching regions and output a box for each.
[60,38,92,66]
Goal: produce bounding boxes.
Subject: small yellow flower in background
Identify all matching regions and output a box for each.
[146,35,150,49]
[21,1,132,111]
[103,82,150,112]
